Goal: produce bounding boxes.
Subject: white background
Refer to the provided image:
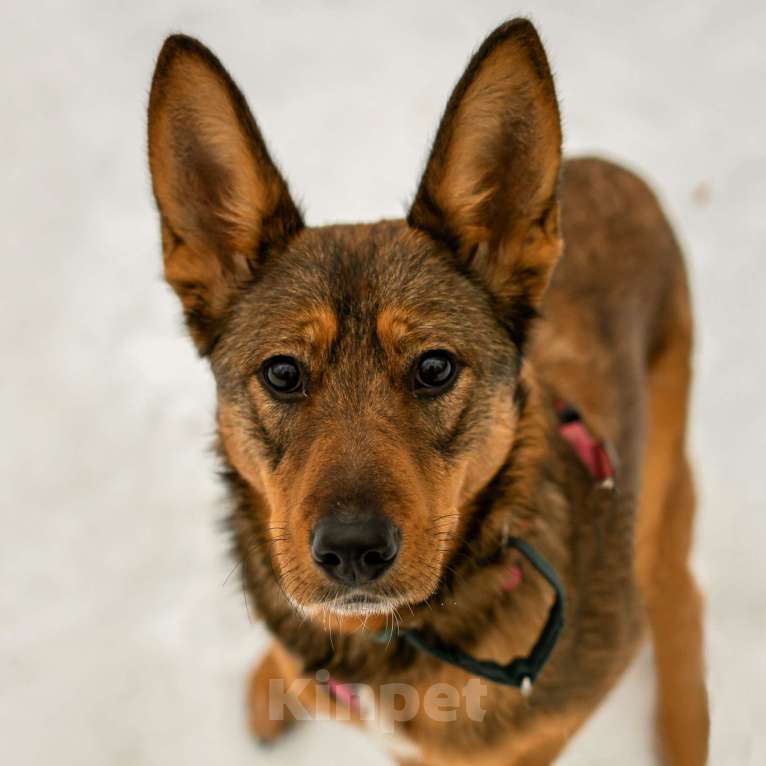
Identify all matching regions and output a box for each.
[2,1,764,764]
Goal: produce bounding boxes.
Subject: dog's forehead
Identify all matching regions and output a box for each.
[282,220,450,302]
[251,221,491,332]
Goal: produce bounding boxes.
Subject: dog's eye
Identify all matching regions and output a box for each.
[413,350,458,396]
[261,356,305,399]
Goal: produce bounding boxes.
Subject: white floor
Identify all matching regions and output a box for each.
[2,1,764,764]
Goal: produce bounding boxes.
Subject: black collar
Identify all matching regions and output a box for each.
[373,537,564,694]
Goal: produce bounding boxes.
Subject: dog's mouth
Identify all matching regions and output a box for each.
[290,588,407,618]
[321,591,400,617]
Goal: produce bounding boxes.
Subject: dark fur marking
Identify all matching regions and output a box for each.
[513,376,529,414]
[434,396,474,458]
[245,401,285,468]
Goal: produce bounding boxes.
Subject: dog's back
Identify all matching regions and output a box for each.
[534,156,707,765]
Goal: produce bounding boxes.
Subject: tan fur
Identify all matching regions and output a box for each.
[635,281,708,766]
[247,642,299,741]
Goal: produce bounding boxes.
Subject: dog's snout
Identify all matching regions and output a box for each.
[311,514,399,586]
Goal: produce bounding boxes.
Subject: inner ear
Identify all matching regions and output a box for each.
[408,19,562,334]
[148,34,303,354]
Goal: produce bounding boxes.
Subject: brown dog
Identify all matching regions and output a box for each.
[147,18,708,765]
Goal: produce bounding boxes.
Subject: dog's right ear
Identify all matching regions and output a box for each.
[148,35,302,354]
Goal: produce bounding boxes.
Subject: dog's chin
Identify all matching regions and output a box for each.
[289,591,406,619]
[325,598,395,617]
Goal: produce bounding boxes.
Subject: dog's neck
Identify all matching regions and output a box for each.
[225,363,578,679]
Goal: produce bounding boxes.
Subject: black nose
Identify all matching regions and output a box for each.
[310,515,399,586]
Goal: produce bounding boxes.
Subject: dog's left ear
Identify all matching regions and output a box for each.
[408,19,562,343]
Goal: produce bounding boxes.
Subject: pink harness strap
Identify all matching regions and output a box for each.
[499,562,524,592]
[327,676,361,710]
[555,402,616,487]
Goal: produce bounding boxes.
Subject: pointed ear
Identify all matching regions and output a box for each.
[147,35,303,354]
[407,19,562,345]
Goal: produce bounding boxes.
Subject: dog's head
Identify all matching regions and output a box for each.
[147,20,561,623]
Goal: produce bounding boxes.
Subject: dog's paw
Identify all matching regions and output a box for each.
[246,646,297,743]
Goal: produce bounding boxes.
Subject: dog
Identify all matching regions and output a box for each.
[147,18,709,765]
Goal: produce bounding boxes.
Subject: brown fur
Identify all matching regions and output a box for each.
[147,18,708,765]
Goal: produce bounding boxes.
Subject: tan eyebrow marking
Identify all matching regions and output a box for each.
[295,306,338,352]
[376,307,416,356]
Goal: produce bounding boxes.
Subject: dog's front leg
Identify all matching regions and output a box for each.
[246,641,305,742]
